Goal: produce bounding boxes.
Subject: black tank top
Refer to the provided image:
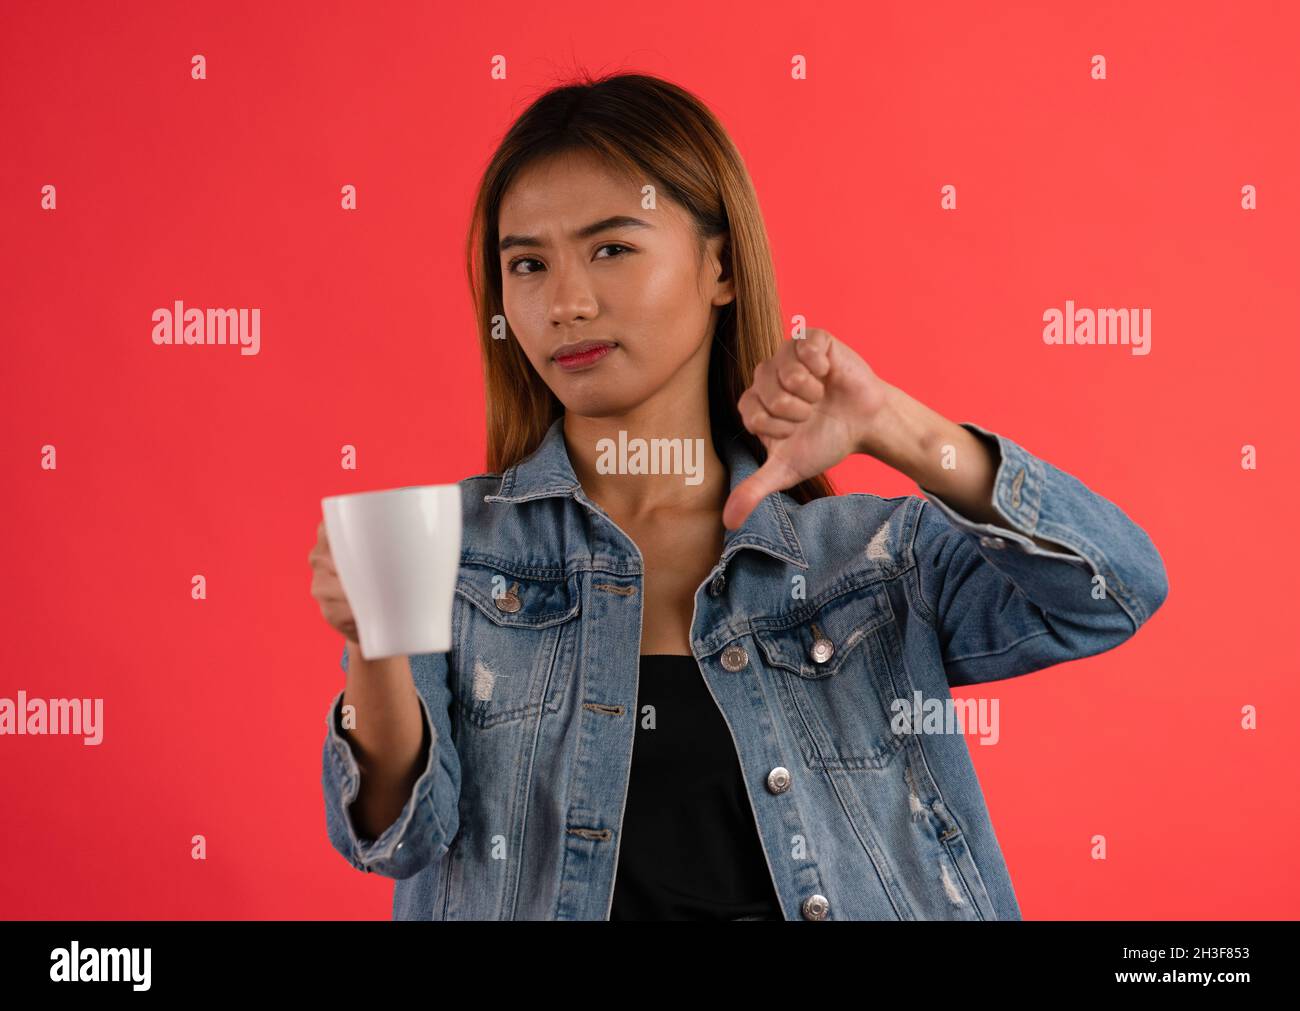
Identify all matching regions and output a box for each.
[609,653,785,920]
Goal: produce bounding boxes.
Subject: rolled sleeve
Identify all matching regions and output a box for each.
[919,422,1094,561]
[911,422,1169,685]
[321,644,461,879]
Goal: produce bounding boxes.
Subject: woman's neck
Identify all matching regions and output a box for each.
[562,408,726,519]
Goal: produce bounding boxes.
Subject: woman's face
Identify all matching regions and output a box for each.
[497,149,733,419]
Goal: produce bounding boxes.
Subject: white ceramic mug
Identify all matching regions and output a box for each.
[321,485,462,659]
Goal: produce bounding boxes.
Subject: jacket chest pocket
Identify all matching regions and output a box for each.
[451,562,582,729]
[752,577,907,771]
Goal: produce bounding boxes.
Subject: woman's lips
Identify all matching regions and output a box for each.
[553,344,617,371]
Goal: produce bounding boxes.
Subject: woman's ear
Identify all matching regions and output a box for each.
[713,235,736,305]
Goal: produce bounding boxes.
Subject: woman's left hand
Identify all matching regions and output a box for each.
[723,327,890,529]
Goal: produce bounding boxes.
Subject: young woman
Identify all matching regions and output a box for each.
[310,72,1168,921]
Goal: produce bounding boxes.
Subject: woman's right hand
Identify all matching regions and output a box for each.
[309,520,359,644]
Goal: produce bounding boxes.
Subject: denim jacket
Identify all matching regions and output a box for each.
[321,415,1168,920]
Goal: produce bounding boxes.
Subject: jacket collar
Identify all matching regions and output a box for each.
[485,415,808,570]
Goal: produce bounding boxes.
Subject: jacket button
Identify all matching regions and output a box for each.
[495,580,522,613]
[809,622,834,664]
[801,894,829,920]
[978,535,1006,549]
[766,767,791,794]
[1010,468,1025,510]
[720,644,749,671]
[709,573,727,596]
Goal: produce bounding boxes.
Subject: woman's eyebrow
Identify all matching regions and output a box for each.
[498,215,654,253]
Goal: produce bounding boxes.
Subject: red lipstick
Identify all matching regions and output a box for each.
[553,341,617,371]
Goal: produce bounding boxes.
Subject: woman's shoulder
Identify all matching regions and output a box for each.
[455,472,505,513]
[779,489,925,576]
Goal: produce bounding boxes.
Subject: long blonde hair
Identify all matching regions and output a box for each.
[465,70,836,505]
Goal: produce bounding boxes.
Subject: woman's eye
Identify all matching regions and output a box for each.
[506,244,631,276]
[507,257,543,275]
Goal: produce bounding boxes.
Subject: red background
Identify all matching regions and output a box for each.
[2,0,1297,919]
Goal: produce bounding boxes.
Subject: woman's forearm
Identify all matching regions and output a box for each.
[856,381,1071,553]
[340,644,430,841]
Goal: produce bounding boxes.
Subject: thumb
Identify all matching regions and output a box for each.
[722,455,801,530]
